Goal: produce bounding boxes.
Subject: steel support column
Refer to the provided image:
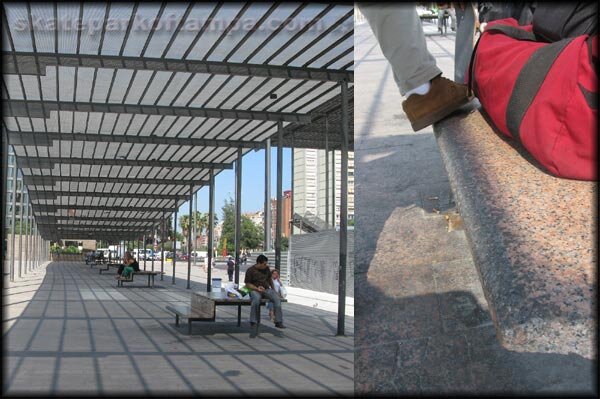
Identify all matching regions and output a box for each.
[173,197,178,285]
[29,224,34,271]
[9,157,17,282]
[32,223,36,269]
[275,121,283,272]
[234,148,242,285]
[337,81,349,336]
[290,134,294,236]
[332,149,336,228]
[23,193,29,274]
[161,212,165,281]
[325,116,330,228]
[207,169,215,292]
[18,180,24,279]
[264,139,271,252]
[28,203,32,271]
[192,191,197,268]
[1,131,8,266]
[151,226,155,272]
[143,234,147,270]
[235,148,243,325]
[187,183,193,289]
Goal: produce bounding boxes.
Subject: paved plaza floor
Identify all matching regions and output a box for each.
[353,18,594,395]
[3,261,353,396]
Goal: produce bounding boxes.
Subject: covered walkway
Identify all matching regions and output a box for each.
[4,261,354,396]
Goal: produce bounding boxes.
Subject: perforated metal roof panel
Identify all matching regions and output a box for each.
[2,2,353,241]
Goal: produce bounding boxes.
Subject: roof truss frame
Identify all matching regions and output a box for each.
[1,52,354,83]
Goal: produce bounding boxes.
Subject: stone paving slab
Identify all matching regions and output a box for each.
[3,261,353,396]
[434,104,597,359]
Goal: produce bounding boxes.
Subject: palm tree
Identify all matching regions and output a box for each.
[193,211,208,240]
[179,215,190,246]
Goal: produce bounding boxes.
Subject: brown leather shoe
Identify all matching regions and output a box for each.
[402,75,472,132]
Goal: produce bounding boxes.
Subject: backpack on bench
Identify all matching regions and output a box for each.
[468,18,598,181]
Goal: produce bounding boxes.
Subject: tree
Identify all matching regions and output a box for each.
[193,211,208,240]
[180,214,190,243]
[219,197,264,254]
[241,217,263,250]
[180,211,209,246]
[219,198,235,254]
[7,220,31,235]
[63,245,81,254]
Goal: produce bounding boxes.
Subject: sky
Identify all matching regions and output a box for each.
[174,147,291,229]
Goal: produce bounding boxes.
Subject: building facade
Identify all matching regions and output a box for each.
[293,149,355,231]
[243,210,264,228]
[270,190,293,239]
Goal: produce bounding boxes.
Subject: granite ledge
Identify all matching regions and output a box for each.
[433,102,597,359]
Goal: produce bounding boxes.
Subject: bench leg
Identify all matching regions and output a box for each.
[148,275,151,287]
[256,307,261,336]
[237,306,241,327]
[175,314,179,326]
[188,321,192,335]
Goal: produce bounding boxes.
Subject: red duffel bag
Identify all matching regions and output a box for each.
[468,18,598,181]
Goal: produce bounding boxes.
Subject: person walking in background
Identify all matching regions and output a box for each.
[437,2,457,33]
[357,3,472,132]
[226,256,234,282]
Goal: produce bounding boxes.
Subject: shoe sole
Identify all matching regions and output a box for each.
[410,96,471,132]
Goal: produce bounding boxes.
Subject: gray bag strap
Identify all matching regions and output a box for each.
[467,23,574,140]
[484,24,538,41]
[505,38,574,141]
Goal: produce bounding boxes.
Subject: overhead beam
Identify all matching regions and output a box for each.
[7,130,265,149]
[37,216,163,222]
[32,204,176,212]
[40,223,156,229]
[4,100,312,124]
[16,156,233,170]
[22,174,209,187]
[54,226,151,231]
[2,52,354,83]
[56,235,143,240]
[28,190,184,200]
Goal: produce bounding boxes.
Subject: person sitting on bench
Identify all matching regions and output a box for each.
[244,254,286,329]
[115,251,140,279]
[267,269,287,322]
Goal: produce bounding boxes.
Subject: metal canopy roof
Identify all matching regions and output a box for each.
[2,2,354,242]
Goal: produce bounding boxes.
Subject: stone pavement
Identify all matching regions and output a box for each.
[3,261,353,396]
[353,17,596,395]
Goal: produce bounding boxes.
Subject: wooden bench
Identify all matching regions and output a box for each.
[116,270,162,287]
[165,291,287,335]
[433,101,595,361]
